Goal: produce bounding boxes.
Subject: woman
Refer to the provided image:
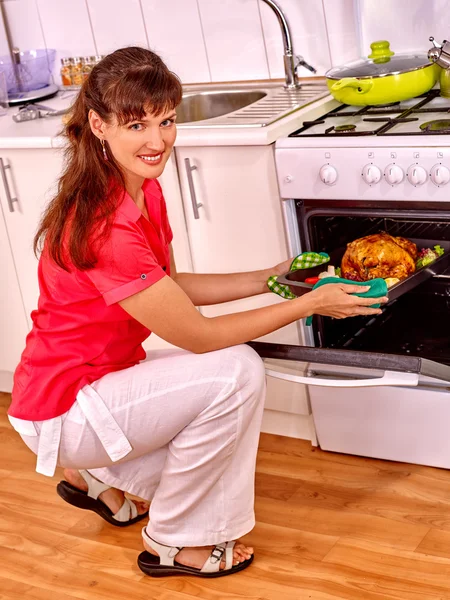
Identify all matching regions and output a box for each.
[8,47,386,578]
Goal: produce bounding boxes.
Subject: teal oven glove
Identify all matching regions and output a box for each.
[305,277,388,326]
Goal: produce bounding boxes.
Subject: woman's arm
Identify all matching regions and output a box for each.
[169,245,291,306]
[119,274,387,354]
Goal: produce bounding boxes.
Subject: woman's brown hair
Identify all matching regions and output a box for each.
[34,47,182,271]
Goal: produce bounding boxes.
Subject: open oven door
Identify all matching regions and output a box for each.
[249,341,450,469]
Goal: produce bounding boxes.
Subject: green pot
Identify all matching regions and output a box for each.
[326,40,439,106]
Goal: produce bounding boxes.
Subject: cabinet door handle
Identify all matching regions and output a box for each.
[184,157,202,219]
[0,158,19,212]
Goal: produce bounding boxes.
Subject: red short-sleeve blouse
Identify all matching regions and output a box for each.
[9,178,172,421]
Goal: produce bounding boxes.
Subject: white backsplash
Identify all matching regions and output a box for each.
[324,0,361,66]
[260,0,332,79]
[1,0,446,86]
[88,0,148,56]
[198,0,269,81]
[38,0,96,60]
[0,0,362,85]
[357,0,449,58]
[141,0,211,84]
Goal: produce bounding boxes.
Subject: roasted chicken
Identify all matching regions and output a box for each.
[341,232,418,281]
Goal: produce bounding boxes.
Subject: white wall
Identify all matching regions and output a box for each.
[357,0,449,58]
[0,0,446,87]
[0,0,361,85]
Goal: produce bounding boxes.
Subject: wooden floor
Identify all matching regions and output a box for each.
[3,392,450,600]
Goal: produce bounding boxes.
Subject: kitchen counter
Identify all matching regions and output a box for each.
[0,82,338,149]
[0,92,71,149]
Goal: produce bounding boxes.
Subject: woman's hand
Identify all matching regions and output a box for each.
[271,257,294,277]
[307,282,388,319]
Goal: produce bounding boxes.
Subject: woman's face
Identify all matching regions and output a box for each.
[94,107,177,187]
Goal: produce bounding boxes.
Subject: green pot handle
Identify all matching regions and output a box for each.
[368,40,394,64]
[331,78,374,94]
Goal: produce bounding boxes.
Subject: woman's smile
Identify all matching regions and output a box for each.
[138,152,163,166]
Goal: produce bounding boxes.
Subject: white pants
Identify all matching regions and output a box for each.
[12,344,266,546]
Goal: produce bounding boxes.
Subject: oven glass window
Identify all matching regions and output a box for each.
[299,207,450,366]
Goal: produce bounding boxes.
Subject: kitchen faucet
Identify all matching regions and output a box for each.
[260,0,316,88]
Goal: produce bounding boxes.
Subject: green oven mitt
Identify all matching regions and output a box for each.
[305,277,388,326]
[267,252,330,300]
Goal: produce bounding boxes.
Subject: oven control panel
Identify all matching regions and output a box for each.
[276,147,450,201]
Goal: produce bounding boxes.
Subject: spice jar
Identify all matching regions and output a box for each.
[72,56,84,86]
[60,57,73,86]
[82,56,93,81]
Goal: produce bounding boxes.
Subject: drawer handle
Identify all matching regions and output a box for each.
[0,158,19,212]
[184,157,202,219]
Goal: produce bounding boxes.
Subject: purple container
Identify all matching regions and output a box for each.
[0,49,56,93]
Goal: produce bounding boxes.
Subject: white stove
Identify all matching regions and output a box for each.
[276,89,450,202]
[259,89,450,468]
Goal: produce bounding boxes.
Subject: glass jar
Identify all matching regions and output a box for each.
[82,56,93,81]
[72,56,84,86]
[60,57,73,86]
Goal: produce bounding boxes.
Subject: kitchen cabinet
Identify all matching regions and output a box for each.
[175,145,312,438]
[175,145,300,343]
[0,201,29,392]
[0,148,63,392]
[176,145,286,275]
[0,148,64,329]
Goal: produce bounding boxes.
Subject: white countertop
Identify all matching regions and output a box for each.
[0,92,71,149]
[0,86,337,149]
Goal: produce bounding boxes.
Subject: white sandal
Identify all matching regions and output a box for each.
[56,470,147,527]
[138,526,253,578]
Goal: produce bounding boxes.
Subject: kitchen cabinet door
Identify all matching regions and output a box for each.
[0,203,29,391]
[175,144,301,345]
[176,145,287,273]
[158,153,193,273]
[142,153,193,352]
[0,148,64,328]
[175,145,311,441]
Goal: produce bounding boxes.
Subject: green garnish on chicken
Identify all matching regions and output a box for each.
[416,245,445,269]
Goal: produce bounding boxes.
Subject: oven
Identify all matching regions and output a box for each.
[296,200,450,359]
[250,89,450,468]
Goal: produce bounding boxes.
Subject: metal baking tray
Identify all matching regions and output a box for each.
[276,238,450,302]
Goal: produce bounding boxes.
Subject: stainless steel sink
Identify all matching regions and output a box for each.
[176,90,267,123]
[177,81,329,128]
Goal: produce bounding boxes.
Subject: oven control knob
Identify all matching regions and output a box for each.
[407,164,427,186]
[384,164,404,185]
[319,164,338,185]
[362,164,381,184]
[430,164,450,186]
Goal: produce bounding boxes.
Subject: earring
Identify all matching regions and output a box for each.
[101,138,108,161]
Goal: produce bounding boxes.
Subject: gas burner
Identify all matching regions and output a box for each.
[334,124,357,132]
[420,119,450,133]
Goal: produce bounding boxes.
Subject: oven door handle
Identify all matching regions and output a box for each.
[265,368,419,388]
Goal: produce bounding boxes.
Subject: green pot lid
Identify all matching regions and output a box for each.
[326,40,433,80]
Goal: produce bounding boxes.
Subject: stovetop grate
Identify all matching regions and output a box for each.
[290,89,450,137]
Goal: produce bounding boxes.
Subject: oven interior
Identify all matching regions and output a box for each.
[297,203,450,366]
